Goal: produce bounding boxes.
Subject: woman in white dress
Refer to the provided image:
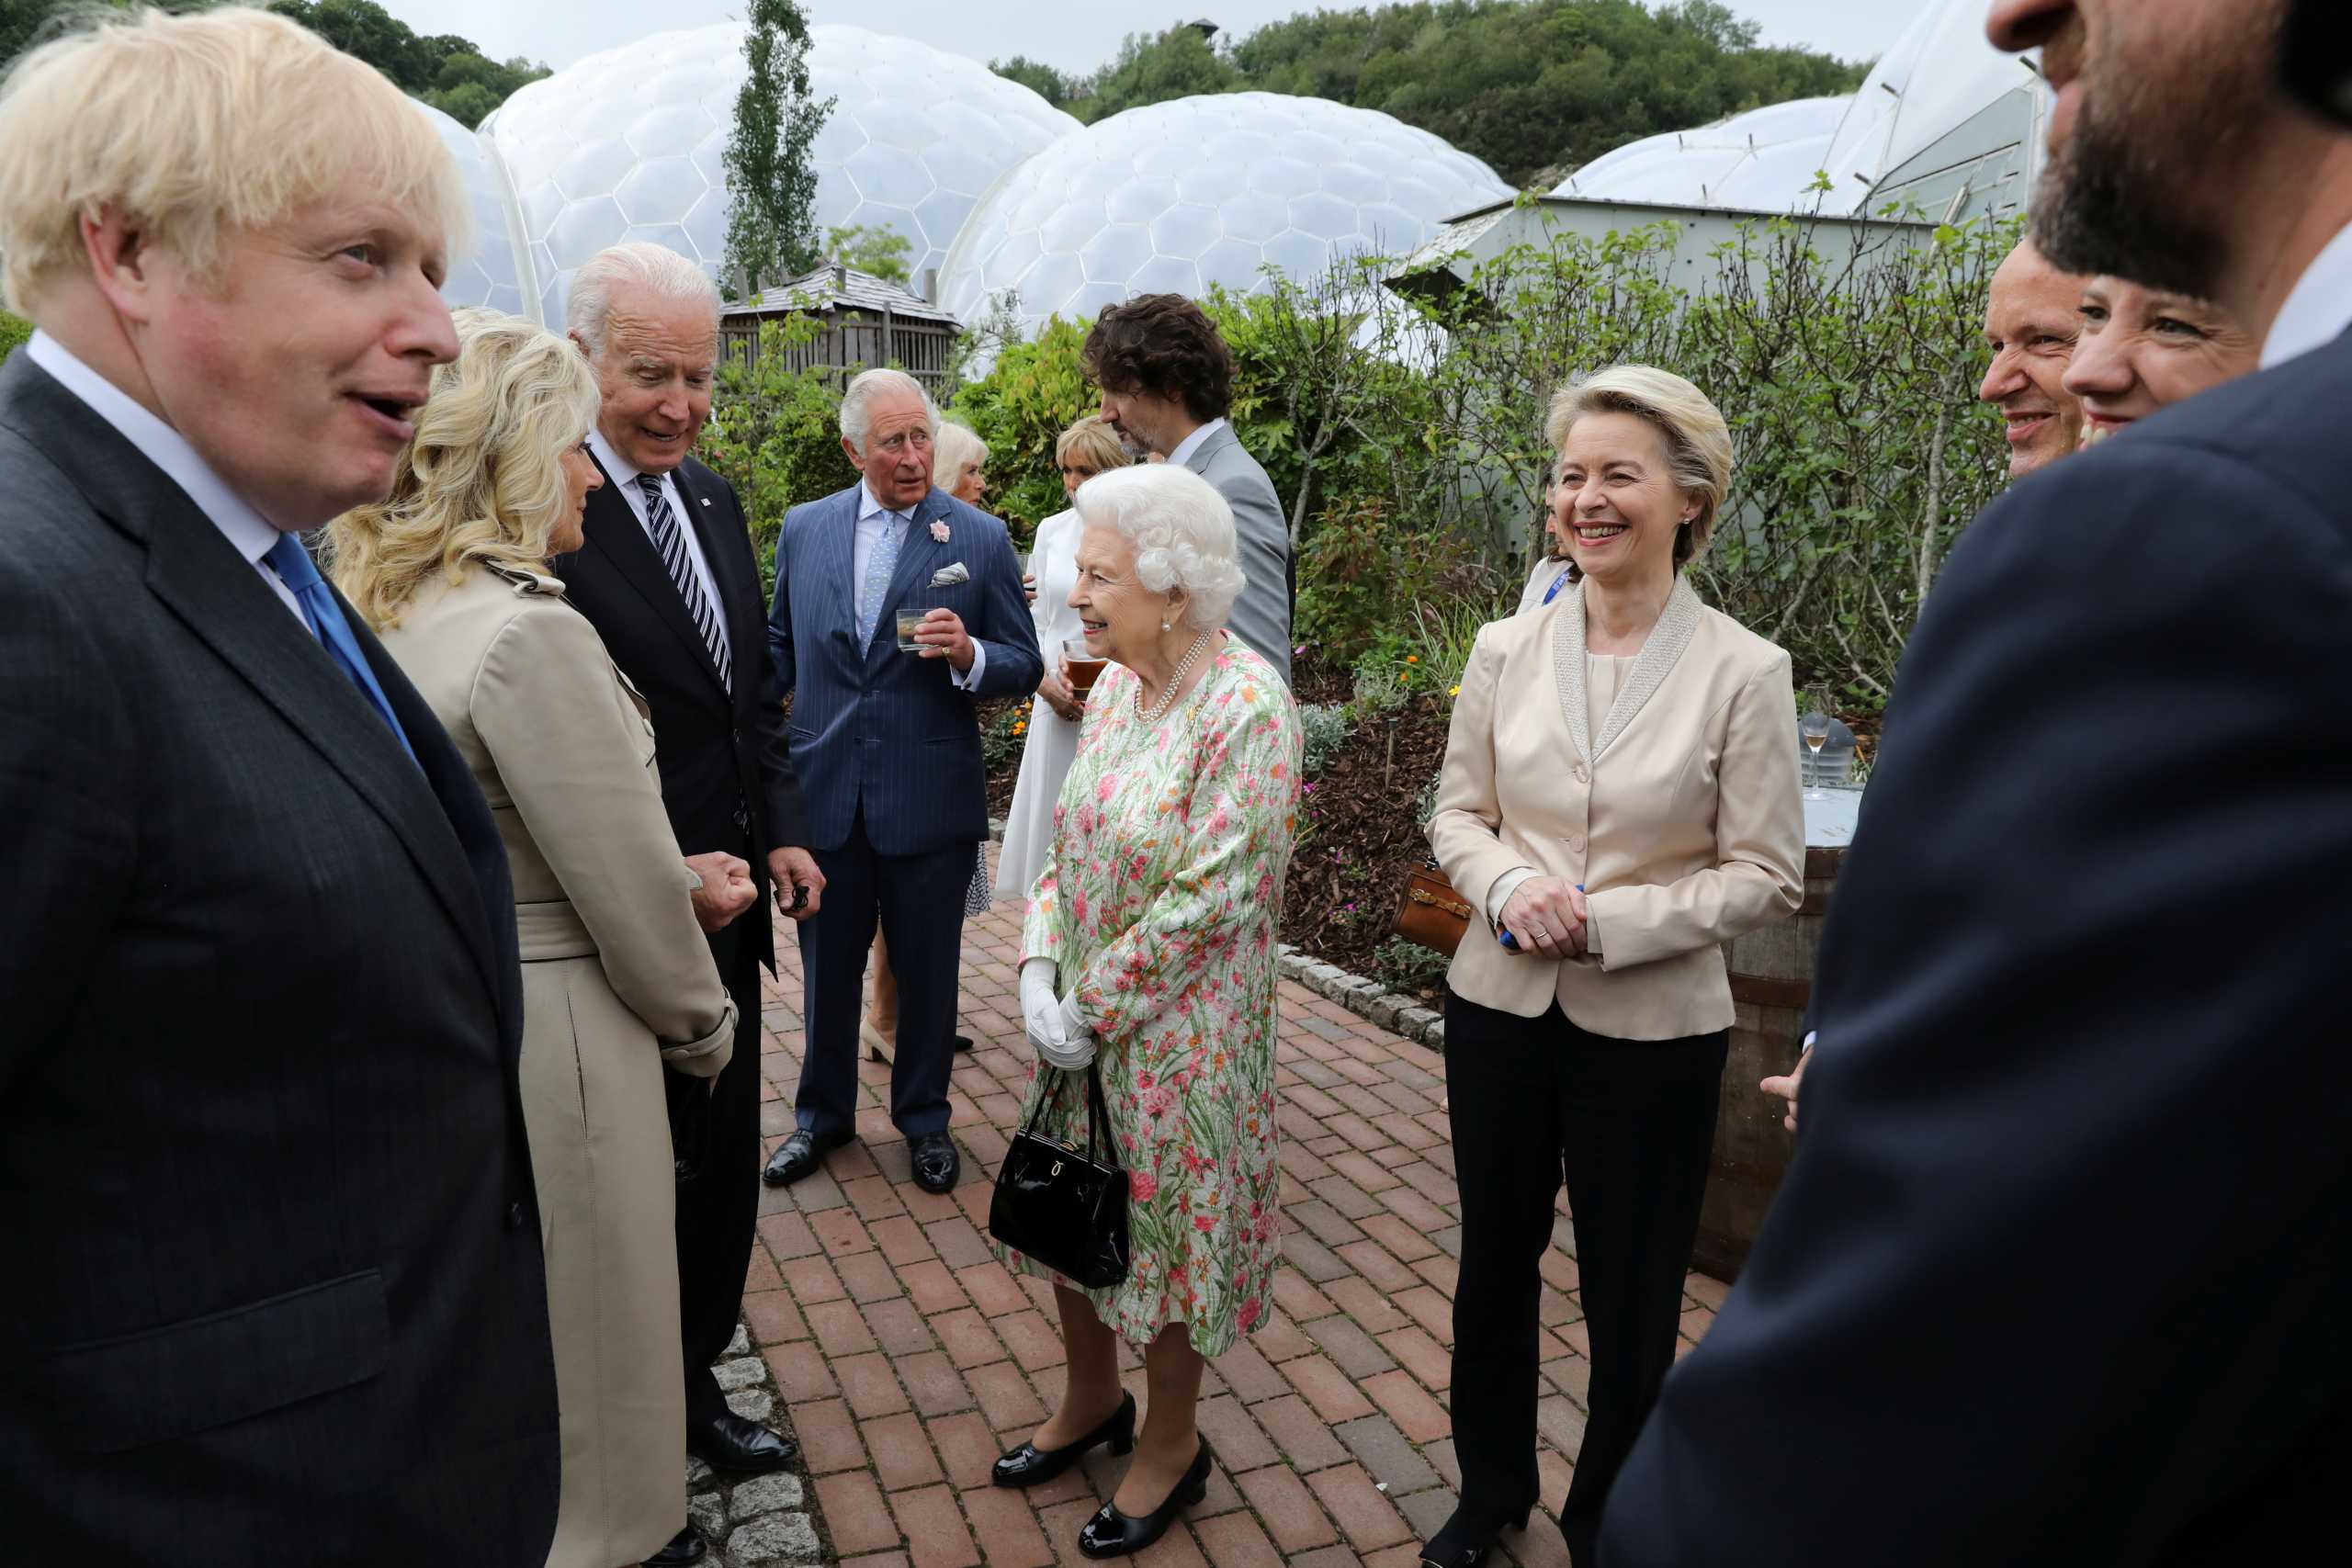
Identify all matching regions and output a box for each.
[1000,415,1134,903]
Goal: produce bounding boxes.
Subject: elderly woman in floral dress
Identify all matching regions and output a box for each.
[990,463,1302,1561]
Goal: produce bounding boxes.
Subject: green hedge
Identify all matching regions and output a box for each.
[0,310,29,361]
[701,212,2014,703]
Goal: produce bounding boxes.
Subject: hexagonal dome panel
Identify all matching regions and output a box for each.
[479,22,1078,325]
[413,99,528,321]
[938,92,1510,340]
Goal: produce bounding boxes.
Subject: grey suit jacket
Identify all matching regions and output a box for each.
[1184,422,1293,687]
[0,353,557,1562]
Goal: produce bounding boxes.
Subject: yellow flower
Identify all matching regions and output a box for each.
[1449,684,1461,696]
[1406,655,1419,663]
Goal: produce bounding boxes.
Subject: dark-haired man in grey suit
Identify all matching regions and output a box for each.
[1084,293,1293,687]
[1601,1,2352,1563]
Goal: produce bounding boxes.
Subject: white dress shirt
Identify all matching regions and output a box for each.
[856,480,985,690]
[28,330,308,624]
[588,427,731,669]
[2261,218,2352,368]
[1166,416,1229,469]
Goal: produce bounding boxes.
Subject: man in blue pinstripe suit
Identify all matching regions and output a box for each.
[762,368,1043,1194]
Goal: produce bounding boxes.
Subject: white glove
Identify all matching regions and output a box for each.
[1018,958,1097,1070]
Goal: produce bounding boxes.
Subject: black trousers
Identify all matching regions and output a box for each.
[1443,991,1726,1568]
[795,807,971,1140]
[673,924,763,1429]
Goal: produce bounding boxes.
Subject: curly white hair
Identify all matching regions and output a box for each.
[1071,463,1247,631]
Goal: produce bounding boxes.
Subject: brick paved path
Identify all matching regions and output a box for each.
[743,855,1724,1566]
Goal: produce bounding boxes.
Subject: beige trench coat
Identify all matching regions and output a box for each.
[379,562,734,1568]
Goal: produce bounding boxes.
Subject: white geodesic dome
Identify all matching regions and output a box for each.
[472,22,1078,326]
[1551,0,2046,220]
[414,100,530,318]
[936,91,1512,339]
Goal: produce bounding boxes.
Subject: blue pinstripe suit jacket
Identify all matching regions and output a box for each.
[766,482,1043,856]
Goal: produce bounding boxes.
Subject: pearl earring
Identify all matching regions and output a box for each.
[1161,618,1172,632]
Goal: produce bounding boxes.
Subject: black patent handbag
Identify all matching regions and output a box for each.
[987,1062,1131,1290]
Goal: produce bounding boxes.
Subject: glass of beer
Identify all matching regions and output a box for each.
[1063,636,1107,701]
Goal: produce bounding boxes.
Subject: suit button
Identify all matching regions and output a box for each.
[1567,835,1585,853]
[1573,764,1589,783]
[732,728,743,746]
[505,1200,526,1231]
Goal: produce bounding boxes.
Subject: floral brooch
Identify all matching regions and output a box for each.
[930,519,951,543]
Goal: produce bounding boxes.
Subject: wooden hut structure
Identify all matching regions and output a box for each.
[719,265,959,389]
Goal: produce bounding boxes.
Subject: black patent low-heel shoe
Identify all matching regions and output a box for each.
[1077,1438,1213,1559]
[1419,1498,1535,1568]
[991,1393,1136,1488]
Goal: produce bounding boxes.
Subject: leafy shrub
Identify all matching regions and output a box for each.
[981,704,1029,773]
[700,316,860,593]
[941,316,1101,545]
[1371,936,1452,997]
[0,310,28,361]
[1297,702,1352,775]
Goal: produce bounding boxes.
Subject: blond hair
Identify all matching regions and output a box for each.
[935,419,989,482]
[1055,414,1129,477]
[1544,365,1733,574]
[0,6,466,313]
[326,310,601,630]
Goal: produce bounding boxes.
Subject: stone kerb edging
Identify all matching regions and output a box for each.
[687,1323,824,1565]
[1276,943,1446,1048]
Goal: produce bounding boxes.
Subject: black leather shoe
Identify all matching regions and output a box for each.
[1078,1439,1213,1559]
[953,1032,975,1053]
[909,1131,959,1194]
[689,1410,798,1473]
[991,1392,1136,1488]
[762,1127,851,1187]
[643,1523,707,1565]
[1418,1498,1533,1568]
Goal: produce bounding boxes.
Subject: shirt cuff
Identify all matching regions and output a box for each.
[1487,866,1540,925]
[952,639,988,692]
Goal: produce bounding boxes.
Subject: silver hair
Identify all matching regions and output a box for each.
[566,243,721,355]
[838,367,941,452]
[1071,464,1246,632]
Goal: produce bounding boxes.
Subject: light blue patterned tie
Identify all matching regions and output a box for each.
[855,512,905,647]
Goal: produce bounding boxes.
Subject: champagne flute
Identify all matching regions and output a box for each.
[1799,683,1833,800]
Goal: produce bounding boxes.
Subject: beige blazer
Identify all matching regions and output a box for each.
[1429,579,1804,1040]
[377,562,734,1568]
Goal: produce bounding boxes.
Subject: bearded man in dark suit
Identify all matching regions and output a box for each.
[0,10,555,1561]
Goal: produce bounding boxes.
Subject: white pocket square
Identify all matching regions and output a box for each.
[928,561,971,587]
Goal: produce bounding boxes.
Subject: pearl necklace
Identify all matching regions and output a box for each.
[1137,630,1215,722]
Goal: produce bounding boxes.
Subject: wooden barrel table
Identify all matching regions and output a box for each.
[1691,795,1855,1281]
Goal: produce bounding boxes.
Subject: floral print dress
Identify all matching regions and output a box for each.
[1001,640,1302,1358]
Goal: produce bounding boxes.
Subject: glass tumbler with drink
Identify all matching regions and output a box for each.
[1063,636,1107,707]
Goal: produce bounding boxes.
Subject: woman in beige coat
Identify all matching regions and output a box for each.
[1420,367,1804,1568]
[328,311,741,1568]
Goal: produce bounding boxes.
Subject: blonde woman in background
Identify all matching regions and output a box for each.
[999,414,1132,904]
[865,419,996,1059]
[1425,366,1803,1568]
[329,311,740,1568]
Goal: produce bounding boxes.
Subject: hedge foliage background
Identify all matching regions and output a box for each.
[699,209,2015,707]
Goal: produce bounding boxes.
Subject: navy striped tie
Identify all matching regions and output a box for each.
[638,472,730,693]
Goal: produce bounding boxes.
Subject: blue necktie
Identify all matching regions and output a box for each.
[856,512,906,648]
[264,531,418,763]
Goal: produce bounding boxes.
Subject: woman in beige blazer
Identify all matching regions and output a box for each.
[327,312,741,1568]
[1420,367,1804,1568]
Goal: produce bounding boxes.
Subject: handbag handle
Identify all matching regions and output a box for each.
[1020,1056,1123,1174]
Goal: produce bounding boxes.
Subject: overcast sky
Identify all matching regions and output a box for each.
[379,0,1919,78]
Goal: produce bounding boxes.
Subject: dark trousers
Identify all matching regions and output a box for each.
[673,926,764,1429]
[795,808,971,1139]
[1443,991,1726,1568]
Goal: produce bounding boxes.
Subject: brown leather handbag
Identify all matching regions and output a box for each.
[1391,863,1475,958]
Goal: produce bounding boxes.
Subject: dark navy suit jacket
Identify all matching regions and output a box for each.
[767,482,1042,856]
[1600,332,2352,1564]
